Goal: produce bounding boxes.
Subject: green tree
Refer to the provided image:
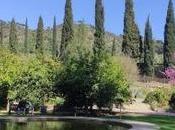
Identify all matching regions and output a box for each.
[143,17,154,76]
[24,18,28,53]
[9,18,18,53]
[0,48,23,108]
[122,0,141,59]
[52,16,58,58]
[36,16,44,55]
[111,38,116,56]
[0,21,3,46]
[60,0,74,61]
[95,57,130,109]
[94,0,105,57]
[164,0,175,68]
[139,36,144,63]
[0,48,61,107]
[13,57,61,106]
[56,55,130,110]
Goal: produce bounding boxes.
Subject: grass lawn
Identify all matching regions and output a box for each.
[118,115,175,130]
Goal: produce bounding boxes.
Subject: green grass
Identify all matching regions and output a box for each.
[120,115,175,130]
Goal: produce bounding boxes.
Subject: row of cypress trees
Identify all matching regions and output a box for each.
[0,15,58,57]
[1,0,175,77]
[59,0,105,61]
[60,0,175,77]
[122,0,154,76]
[123,0,175,76]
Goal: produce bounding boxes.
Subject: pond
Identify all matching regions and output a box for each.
[0,121,129,130]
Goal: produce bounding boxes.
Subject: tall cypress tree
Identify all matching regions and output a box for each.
[139,36,144,63]
[122,0,141,59]
[36,16,44,55]
[52,16,58,58]
[9,18,17,53]
[94,0,105,57]
[143,17,154,76]
[0,21,3,46]
[164,0,175,68]
[60,0,74,61]
[111,38,116,56]
[24,18,28,53]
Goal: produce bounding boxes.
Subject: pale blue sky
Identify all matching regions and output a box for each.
[0,0,173,40]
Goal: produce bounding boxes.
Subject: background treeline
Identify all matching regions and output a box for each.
[0,0,175,111]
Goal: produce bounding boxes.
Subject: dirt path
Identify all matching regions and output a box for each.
[113,98,175,117]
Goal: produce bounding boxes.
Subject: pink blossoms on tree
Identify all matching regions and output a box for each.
[163,67,175,85]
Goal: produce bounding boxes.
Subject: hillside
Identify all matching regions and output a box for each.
[0,20,162,58]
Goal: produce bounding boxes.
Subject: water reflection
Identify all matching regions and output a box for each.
[0,121,128,130]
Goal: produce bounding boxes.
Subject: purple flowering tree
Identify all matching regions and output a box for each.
[163,67,175,85]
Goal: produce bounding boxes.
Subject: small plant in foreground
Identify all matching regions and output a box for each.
[144,89,168,110]
[169,92,175,111]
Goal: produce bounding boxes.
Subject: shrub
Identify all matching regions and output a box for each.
[12,56,61,106]
[144,89,168,110]
[56,53,94,108]
[56,55,130,110]
[0,48,62,107]
[162,67,175,85]
[95,56,130,109]
[169,93,175,110]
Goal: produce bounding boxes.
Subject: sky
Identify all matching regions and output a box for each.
[0,0,172,40]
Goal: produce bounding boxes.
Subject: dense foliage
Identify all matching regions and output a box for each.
[56,53,130,110]
[0,48,61,107]
[95,56,130,109]
[1,0,175,112]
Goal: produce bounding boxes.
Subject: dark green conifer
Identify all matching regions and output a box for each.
[9,18,18,53]
[143,17,154,76]
[36,16,44,55]
[94,0,105,57]
[24,18,28,53]
[52,16,58,58]
[111,38,116,56]
[139,36,144,63]
[164,0,175,68]
[122,0,141,59]
[0,21,3,46]
[60,0,74,61]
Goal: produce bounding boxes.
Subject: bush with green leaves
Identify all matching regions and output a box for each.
[12,56,61,106]
[144,89,168,110]
[169,93,175,110]
[0,48,24,107]
[56,53,94,108]
[0,48,62,108]
[56,54,130,110]
[95,56,130,109]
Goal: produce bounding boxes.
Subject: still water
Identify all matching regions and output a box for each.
[0,121,129,130]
